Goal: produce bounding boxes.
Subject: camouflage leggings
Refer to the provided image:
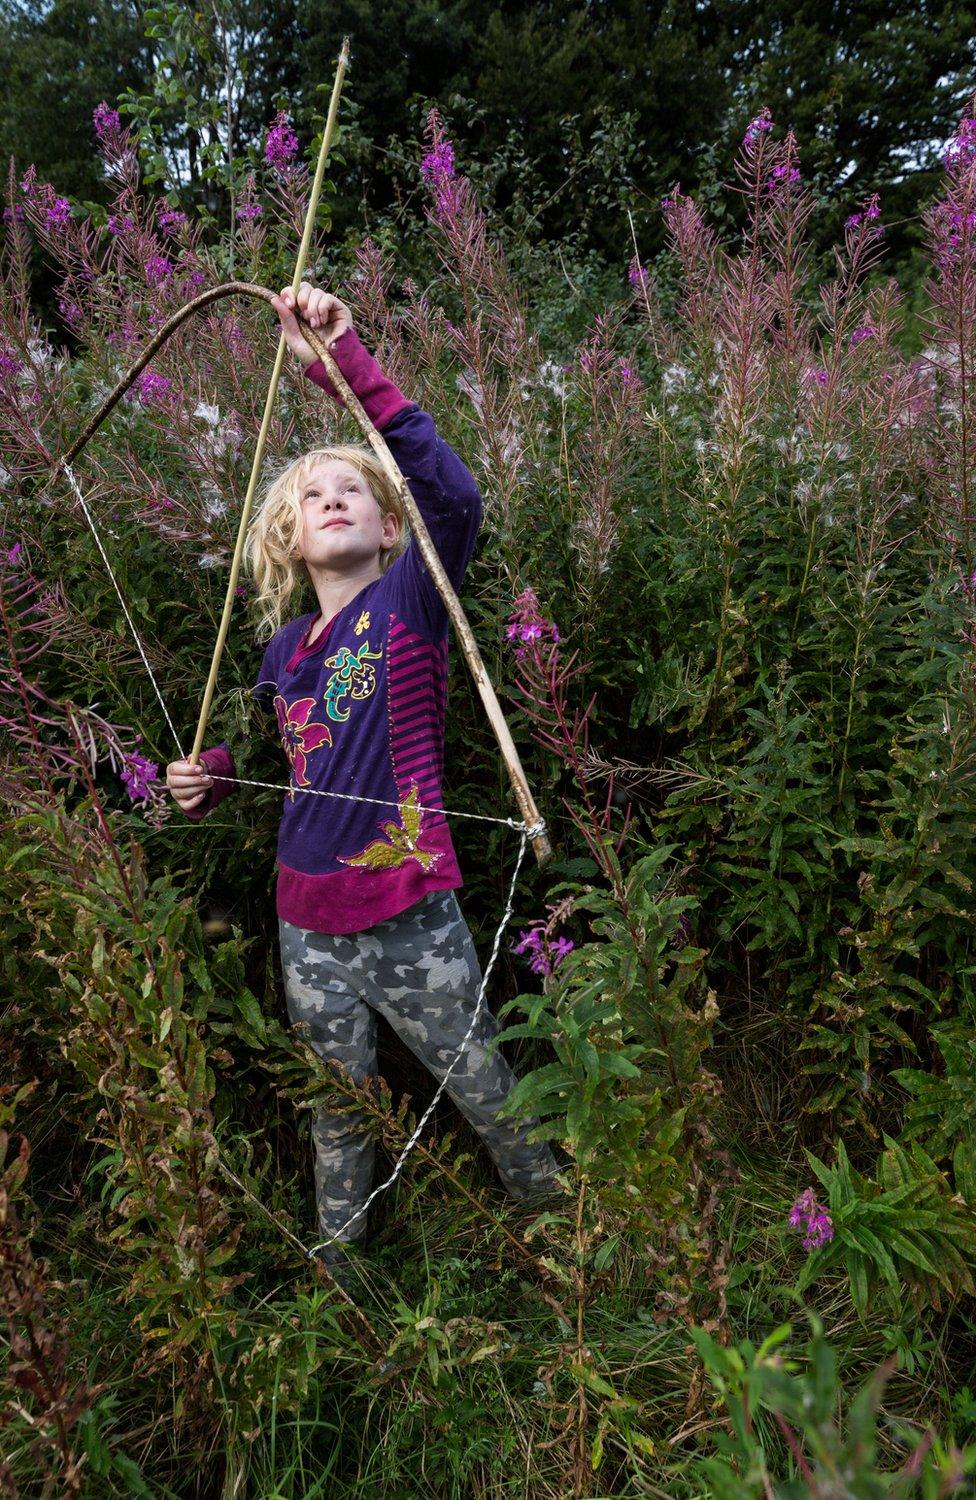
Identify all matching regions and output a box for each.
[279,889,561,1246]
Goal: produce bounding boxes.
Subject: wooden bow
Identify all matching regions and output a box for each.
[64,281,550,862]
[60,45,550,864]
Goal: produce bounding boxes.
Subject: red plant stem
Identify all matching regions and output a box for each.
[772,1410,814,1482]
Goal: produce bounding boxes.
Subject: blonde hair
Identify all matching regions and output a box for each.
[245,445,407,640]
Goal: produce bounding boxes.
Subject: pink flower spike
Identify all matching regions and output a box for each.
[133,368,173,407]
[743,108,774,147]
[264,111,299,171]
[158,207,188,234]
[788,1187,834,1254]
[420,140,456,184]
[45,196,71,229]
[144,255,172,285]
[120,751,159,803]
[93,101,122,143]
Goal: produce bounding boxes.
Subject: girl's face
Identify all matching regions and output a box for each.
[296,458,398,576]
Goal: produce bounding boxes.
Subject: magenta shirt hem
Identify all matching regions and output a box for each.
[276,857,463,935]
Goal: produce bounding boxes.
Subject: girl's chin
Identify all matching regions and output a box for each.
[303,545,380,572]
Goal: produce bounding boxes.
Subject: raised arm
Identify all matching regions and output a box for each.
[275,286,482,602]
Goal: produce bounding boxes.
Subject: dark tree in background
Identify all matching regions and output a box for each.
[1,0,974,266]
[0,0,151,203]
[724,0,976,254]
[300,0,733,251]
[303,0,976,262]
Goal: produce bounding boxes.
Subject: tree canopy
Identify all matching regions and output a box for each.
[1,0,973,264]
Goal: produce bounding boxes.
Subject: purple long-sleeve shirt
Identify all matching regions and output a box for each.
[187,329,482,935]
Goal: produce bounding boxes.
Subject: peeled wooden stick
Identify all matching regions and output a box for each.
[296,318,552,864]
[188,38,350,765]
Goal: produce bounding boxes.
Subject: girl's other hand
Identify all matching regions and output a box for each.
[271,287,354,368]
[166,758,213,812]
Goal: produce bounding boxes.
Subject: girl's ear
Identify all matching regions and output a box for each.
[380,511,400,550]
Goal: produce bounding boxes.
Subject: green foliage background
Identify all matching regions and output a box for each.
[1,12,976,1496]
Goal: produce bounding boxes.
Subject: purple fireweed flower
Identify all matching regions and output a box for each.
[238,200,263,221]
[508,620,543,643]
[93,101,121,141]
[264,112,299,170]
[420,140,456,183]
[743,108,773,147]
[628,258,649,288]
[120,751,159,803]
[107,212,135,236]
[943,115,976,173]
[45,196,71,229]
[57,297,82,328]
[0,347,22,377]
[846,196,883,232]
[765,163,801,191]
[419,120,462,223]
[617,360,642,390]
[144,254,172,284]
[158,207,188,234]
[788,1186,817,1228]
[513,923,574,977]
[133,368,172,406]
[850,325,876,344]
[804,367,830,387]
[788,1187,834,1254]
[3,541,22,566]
[803,1212,835,1252]
[506,590,561,661]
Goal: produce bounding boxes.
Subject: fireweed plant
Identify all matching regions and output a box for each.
[1,72,976,1495]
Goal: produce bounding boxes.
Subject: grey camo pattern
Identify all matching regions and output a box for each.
[279,890,561,1247]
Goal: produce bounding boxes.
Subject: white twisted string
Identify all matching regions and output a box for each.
[62,461,187,760]
[307,825,530,1257]
[203,771,525,829]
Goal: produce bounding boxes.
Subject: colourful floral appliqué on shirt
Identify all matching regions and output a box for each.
[338,787,442,872]
[322,640,383,722]
[354,610,371,636]
[274,695,332,790]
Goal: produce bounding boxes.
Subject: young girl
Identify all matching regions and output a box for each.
[166,286,561,1285]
